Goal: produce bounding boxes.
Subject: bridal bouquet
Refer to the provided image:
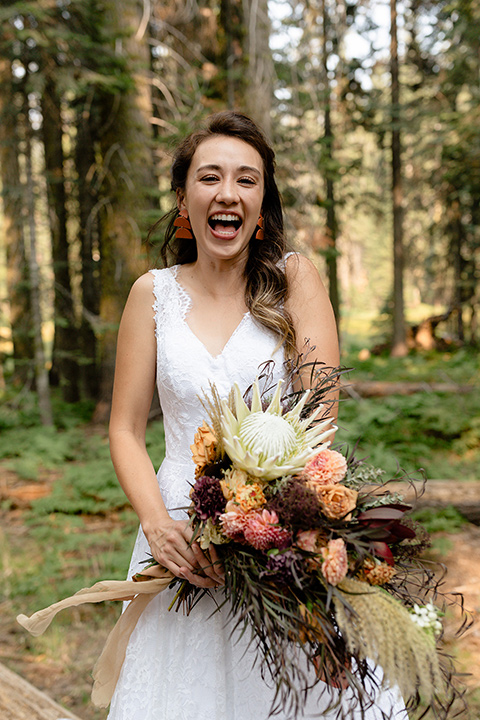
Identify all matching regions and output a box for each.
[160,371,461,718]
[17,363,465,717]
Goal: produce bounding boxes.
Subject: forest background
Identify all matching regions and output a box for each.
[0,0,479,718]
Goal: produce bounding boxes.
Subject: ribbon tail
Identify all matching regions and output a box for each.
[16,577,173,637]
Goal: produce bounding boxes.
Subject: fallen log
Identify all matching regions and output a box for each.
[341,381,474,398]
[387,480,480,526]
[0,662,83,720]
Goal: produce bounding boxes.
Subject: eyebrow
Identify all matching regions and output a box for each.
[195,164,262,177]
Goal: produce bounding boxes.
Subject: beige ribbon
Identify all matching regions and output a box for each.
[16,566,175,707]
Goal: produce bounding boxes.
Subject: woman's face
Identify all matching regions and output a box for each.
[178,134,264,265]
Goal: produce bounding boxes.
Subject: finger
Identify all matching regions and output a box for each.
[151,543,197,573]
[207,545,225,581]
[191,543,224,583]
[179,566,221,589]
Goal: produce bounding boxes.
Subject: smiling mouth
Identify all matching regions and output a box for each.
[208,213,243,236]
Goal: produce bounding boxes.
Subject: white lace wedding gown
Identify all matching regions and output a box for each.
[106,265,406,720]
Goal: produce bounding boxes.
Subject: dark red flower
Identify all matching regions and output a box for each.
[191,475,226,521]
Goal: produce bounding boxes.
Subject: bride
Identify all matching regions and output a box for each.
[107,110,405,719]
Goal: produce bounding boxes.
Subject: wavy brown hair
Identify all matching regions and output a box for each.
[151,111,296,358]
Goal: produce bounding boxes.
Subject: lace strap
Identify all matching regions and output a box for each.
[278,251,298,271]
[148,269,164,340]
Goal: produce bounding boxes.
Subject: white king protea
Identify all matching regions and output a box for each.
[220,379,336,481]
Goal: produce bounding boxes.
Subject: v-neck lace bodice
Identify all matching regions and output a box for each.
[169,265,251,360]
[149,265,285,473]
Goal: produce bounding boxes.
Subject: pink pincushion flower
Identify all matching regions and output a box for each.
[219,501,249,541]
[320,538,348,586]
[243,509,291,550]
[303,449,347,485]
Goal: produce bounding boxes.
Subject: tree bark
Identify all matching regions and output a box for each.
[390,0,407,357]
[75,96,101,399]
[24,123,53,426]
[320,0,340,325]
[94,0,157,421]
[41,77,79,402]
[243,0,273,136]
[0,60,34,382]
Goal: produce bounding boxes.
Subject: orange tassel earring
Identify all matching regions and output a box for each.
[174,214,193,239]
[255,214,264,241]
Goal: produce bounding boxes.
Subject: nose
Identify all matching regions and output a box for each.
[215,177,239,205]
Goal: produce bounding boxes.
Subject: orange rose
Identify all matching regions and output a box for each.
[190,421,217,478]
[312,483,358,521]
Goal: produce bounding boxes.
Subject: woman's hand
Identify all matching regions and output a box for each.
[145,518,225,589]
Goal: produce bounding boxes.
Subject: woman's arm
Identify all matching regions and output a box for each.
[109,273,223,587]
[284,254,340,420]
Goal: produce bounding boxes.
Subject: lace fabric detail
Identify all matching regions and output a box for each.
[108,263,406,720]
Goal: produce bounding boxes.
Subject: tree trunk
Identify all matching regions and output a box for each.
[223,0,236,109]
[24,123,53,426]
[320,0,340,326]
[449,205,466,343]
[390,0,407,357]
[94,0,157,421]
[75,97,101,399]
[0,60,34,383]
[243,0,273,136]
[41,77,79,402]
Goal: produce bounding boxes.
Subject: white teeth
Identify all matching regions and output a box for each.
[210,213,241,222]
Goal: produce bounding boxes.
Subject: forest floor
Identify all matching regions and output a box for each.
[1,473,480,720]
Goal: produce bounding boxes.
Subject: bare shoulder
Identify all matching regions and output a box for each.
[284,253,339,368]
[284,253,328,303]
[127,272,154,307]
[116,272,157,342]
[130,270,155,297]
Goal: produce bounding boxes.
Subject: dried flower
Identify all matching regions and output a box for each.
[260,549,305,586]
[296,529,323,553]
[219,501,249,541]
[313,484,358,521]
[234,482,267,511]
[190,476,226,521]
[190,422,218,478]
[268,478,324,530]
[220,468,249,500]
[361,558,396,586]
[243,509,292,550]
[296,529,326,570]
[303,449,347,485]
[199,518,231,550]
[321,538,348,586]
